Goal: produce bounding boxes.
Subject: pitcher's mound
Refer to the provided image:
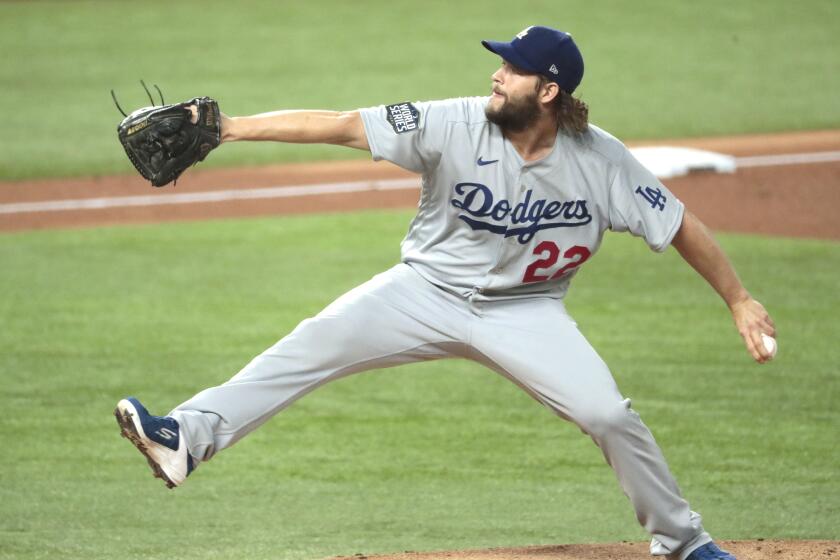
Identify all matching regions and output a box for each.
[333,540,838,560]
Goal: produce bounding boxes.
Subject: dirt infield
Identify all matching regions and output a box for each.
[330,540,839,560]
[1,129,839,239]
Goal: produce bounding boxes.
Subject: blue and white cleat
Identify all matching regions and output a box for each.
[686,542,737,560]
[114,397,194,489]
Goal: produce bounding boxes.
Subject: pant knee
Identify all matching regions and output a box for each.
[572,398,634,439]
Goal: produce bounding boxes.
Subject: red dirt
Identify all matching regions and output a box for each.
[330,540,839,560]
[1,129,839,239]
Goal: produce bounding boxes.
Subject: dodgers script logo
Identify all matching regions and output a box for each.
[450,182,592,244]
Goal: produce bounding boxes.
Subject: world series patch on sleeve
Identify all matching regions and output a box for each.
[385,102,420,134]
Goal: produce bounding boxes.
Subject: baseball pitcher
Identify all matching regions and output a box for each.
[115,26,775,560]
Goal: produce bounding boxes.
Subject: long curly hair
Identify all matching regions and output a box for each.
[537,75,589,135]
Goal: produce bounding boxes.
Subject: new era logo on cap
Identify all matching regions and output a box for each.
[481,25,585,93]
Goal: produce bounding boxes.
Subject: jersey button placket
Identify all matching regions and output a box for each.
[490,172,527,281]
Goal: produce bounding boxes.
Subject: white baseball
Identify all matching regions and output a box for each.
[761,333,777,359]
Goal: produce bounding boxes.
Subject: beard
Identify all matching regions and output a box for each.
[485,89,541,133]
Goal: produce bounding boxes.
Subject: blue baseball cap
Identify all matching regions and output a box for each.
[482,26,584,93]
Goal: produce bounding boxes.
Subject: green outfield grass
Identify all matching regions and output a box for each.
[0,0,839,180]
[1,210,838,559]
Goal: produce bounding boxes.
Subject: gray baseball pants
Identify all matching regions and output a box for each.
[171,263,711,559]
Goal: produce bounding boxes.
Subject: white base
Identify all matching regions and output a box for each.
[629,146,736,179]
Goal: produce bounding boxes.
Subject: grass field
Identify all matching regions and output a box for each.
[1,0,840,180]
[1,211,838,559]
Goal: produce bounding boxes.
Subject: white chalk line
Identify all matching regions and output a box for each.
[0,177,421,215]
[2,150,840,216]
[734,150,840,168]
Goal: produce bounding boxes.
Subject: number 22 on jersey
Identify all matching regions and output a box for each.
[522,241,591,283]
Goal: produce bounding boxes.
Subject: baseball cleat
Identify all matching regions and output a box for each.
[114,397,194,489]
[685,542,737,560]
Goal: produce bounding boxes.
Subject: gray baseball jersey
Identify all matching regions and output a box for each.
[359,97,684,300]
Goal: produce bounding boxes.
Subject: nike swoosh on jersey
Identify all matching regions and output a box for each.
[476,156,499,166]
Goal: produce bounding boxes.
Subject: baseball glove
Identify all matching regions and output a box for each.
[116,96,221,187]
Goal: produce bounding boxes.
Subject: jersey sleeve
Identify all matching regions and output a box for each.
[608,148,685,252]
[358,99,460,174]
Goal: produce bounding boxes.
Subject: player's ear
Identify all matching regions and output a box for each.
[540,80,561,105]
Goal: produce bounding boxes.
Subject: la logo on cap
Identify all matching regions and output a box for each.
[516,26,533,39]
